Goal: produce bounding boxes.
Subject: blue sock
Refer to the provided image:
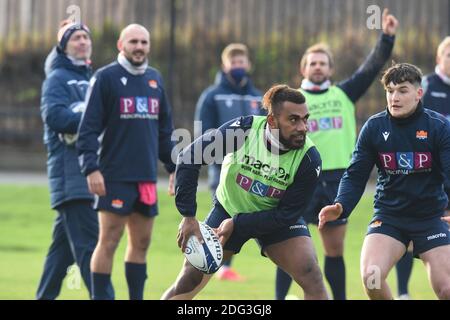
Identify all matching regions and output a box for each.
[125,262,147,300]
[91,272,115,300]
[324,256,346,300]
[396,252,414,296]
[223,258,232,268]
[275,267,293,300]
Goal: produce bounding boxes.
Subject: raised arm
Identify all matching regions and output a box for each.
[337,9,398,103]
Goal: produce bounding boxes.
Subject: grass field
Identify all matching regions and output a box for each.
[0,185,437,300]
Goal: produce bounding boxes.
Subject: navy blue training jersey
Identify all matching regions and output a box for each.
[77,61,176,181]
[336,103,450,220]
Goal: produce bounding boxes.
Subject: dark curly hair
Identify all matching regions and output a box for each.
[381,62,423,88]
[262,84,306,116]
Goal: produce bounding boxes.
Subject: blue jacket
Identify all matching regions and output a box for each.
[336,103,450,220]
[194,71,264,135]
[422,72,450,120]
[77,61,176,182]
[40,48,93,209]
[422,72,450,190]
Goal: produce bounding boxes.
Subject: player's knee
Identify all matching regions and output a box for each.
[361,265,387,290]
[436,283,450,300]
[324,243,344,257]
[296,264,327,298]
[130,236,151,253]
[309,267,325,290]
[322,233,345,256]
[174,265,204,294]
[98,236,121,256]
[292,260,323,286]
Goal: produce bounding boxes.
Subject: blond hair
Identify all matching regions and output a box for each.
[221,43,249,65]
[437,36,450,59]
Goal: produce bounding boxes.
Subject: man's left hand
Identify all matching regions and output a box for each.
[382,8,399,36]
[216,218,234,246]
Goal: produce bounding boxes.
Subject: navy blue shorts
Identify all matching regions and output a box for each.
[367,214,450,257]
[204,200,310,256]
[94,181,158,217]
[302,180,347,226]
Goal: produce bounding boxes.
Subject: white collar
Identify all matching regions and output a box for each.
[301,79,331,91]
[67,55,88,67]
[265,124,289,152]
[435,65,450,86]
[117,53,148,75]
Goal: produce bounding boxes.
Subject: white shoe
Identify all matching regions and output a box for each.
[396,294,411,300]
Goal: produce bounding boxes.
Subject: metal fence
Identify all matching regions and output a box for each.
[0,0,449,151]
[0,106,41,145]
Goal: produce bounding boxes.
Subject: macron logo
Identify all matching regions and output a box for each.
[289,224,308,230]
[315,166,321,177]
[382,132,390,141]
[427,233,447,241]
[229,120,241,128]
[121,77,128,86]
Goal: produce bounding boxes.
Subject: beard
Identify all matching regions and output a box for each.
[279,131,306,150]
[124,50,147,66]
[310,74,327,85]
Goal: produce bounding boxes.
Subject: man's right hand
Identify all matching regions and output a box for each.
[318,203,343,230]
[177,217,204,253]
[87,170,106,196]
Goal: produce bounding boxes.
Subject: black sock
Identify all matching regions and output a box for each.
[275,267,293,300]
[324,256,346,300]
[125,262,148,300]
[396,252,414,296]
[91,272,115,300]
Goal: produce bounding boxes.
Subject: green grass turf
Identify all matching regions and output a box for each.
[0,185,436,299]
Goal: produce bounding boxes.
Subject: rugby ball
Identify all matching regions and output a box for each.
[184,222,223,274]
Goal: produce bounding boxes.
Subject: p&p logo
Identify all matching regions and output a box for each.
[120,97,160,119]
[378,152,432,172]
[308,116,343,132]
[236,174,285,199]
